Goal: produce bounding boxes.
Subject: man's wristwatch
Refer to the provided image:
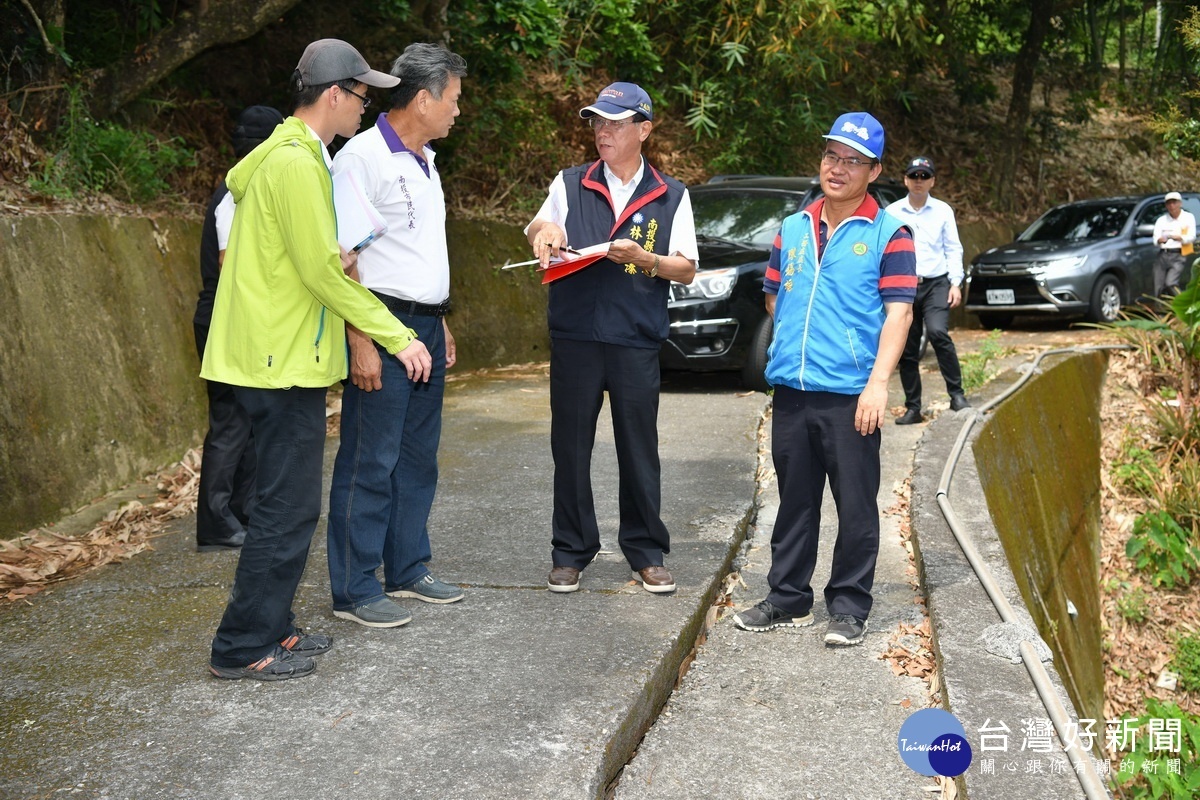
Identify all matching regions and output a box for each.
[645,254,660,278]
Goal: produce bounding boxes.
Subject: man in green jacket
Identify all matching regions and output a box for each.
[202,39,432,681]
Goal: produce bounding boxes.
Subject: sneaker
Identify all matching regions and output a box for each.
[333,597,413,628]
[279,627,333,657]
[949,393,971,411]
[209,645,315,681]
[547,565,581,593]
[824,614,868,646]
[732,599,814,632]
[633,566,676,594]
[895,408,923,425]
[386,573,465,604]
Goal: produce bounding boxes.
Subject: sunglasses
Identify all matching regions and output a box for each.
[908,172,933,181]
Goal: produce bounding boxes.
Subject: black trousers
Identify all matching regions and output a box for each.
[193,323,256,545]
[210,386,326,667]
[899,275,964,411]
[549,339,669,571]
[766,386,881,621]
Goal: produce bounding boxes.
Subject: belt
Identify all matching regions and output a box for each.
[371,290,451,317]
[916,274,949,284]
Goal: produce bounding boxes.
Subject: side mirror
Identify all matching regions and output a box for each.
[1135,223,1155,238]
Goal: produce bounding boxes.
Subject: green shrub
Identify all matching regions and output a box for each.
[1173,633,1200,693]
[1110,699,1200,799]
[1115,582,1150,623]
[959,330,1006,393]
[1125,510,1200,588]
[31,87,194,203]
[1112,441,1162,498]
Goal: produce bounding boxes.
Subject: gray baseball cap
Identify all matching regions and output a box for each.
[294,39,400,89]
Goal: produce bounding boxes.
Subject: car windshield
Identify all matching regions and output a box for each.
[1018,201,1135,242]
[692,191,803,248]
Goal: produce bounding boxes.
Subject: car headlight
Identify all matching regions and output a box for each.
[671,267,738,300]
[1027,255,1088,277]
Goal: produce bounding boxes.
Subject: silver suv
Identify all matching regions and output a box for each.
[966,192,1200,328]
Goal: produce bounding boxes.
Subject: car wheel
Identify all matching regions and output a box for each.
[1086,273,1123,323]
[977,312,1013,329]
[740,317,772,393]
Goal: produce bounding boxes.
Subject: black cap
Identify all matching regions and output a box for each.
[232,105,284,158]
[904,156,935,177]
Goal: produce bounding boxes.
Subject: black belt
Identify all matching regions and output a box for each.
[371,290,450,317]
[916,274,949,284]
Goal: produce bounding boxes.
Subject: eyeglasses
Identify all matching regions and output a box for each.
[907,172,933,181]
[588,117,636,130]
[821,151,875,169]
[342,85,371,109]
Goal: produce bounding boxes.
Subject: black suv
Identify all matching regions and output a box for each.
[966,192,1200,327]
[661,176,907,391]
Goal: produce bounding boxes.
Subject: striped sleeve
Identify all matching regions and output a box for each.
[764,232,783,295]
[879,227,917,303]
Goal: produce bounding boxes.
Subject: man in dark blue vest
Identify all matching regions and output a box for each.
[525,82,699,595]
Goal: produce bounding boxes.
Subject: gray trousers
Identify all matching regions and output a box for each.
[1155,249,1186,296]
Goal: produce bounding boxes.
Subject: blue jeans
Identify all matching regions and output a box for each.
[210,386,326,667]
[327,313,446,610]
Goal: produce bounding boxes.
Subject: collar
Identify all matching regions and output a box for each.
[603,156,645,189]
[302,121,332,169]
[376,113,434,177]
[806,193,882,224]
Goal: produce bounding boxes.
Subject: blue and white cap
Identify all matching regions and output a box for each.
[823,112,885,160]
[579,82,654,121]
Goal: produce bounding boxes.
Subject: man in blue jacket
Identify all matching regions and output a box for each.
[733,112,916,646]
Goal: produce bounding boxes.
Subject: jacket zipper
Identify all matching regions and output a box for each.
[314,307,326,363]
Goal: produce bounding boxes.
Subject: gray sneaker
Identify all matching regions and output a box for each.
[333,597,413,628]
[387,573,465,604]
[824,614,868,646]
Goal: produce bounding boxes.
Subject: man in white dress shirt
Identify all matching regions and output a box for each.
[1153,191,1196,297]
[886,155,970,424]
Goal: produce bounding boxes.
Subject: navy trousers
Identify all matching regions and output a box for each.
[549,339,669,571]
[209,386,326,668]
[766,386,881,621]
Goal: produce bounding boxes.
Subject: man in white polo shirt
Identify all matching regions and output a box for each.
[1153,191,1195,297]
[886,155,969,425]
[326,43,468,628]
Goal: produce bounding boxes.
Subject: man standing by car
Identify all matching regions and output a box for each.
[524,82,698,595]
[326,43,468,628]
[886,156,970,424]
[1153,191,1195,297]
[733,112,915,647]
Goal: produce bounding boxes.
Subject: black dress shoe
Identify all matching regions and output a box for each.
[895,408,923,425]
[949,394,971,411]
[196,531,246,552]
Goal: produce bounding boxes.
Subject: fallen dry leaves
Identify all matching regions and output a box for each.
[1098,350,1199,726]
[882,478,944,706]
[0,448,201,602]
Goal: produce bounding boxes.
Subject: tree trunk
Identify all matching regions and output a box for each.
[90,0,304,116]
[991,0,1059,211]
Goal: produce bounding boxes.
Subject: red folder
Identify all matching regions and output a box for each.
[538,251,609,284]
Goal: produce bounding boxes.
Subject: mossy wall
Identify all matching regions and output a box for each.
[973,352,1108,722]
[0,214,543,538]
[0,215,206,537]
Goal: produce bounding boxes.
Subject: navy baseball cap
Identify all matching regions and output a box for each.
[579,82,653,121]
[823,112,885,160]
[905,156,935,177]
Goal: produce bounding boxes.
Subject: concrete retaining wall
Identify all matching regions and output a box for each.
[0,214,541,538]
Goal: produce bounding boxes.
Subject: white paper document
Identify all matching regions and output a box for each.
[332,170,388,253]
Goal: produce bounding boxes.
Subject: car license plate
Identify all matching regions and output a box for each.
[986,289,1015,305]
